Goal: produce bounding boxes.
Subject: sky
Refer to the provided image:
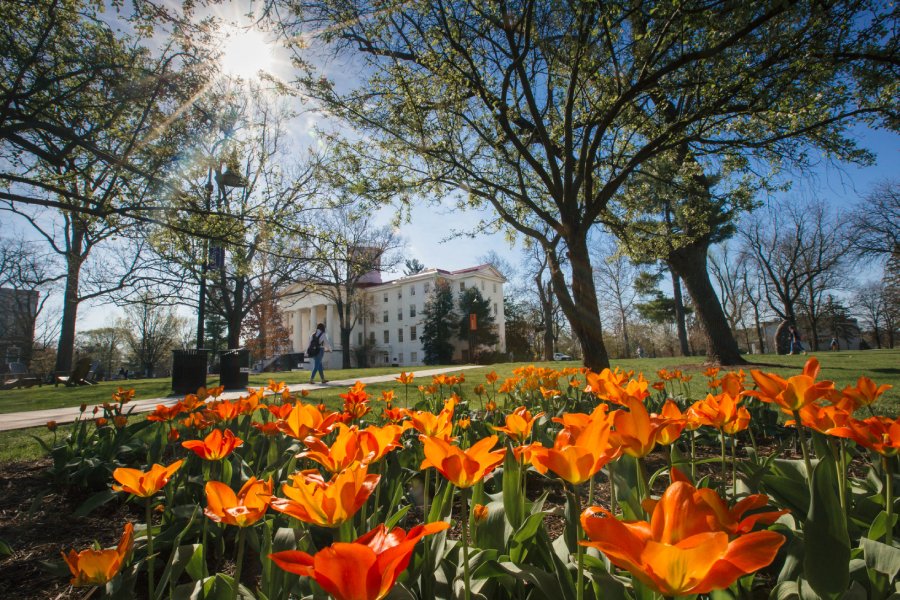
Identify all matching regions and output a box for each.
[5,5,897,333]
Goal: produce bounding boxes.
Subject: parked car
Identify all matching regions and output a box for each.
[553,352,573,361]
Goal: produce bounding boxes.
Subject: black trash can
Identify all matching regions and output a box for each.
[219,348,250,389]
[172,349,208,395]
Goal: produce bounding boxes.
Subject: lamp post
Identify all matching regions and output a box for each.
[195,162,248,350]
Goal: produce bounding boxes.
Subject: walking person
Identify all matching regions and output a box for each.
[830,337,839,351]
[788,326,806,355]
[307,323,331,384]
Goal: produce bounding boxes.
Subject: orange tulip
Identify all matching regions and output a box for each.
[790,402,850,434]
[112,460,183,498]
[360,423,406,463]
[62,522,134,587]
[492,406,545,444]
[653,400,687,446]
[270,467,380,527]
[531,405,617,485]
[396,372,415,385]
[182,428,243,460]
[485,371,499,384]
[688,393,750,435]
[208,399,242,421]
[269,521,449,600]
[404,396,457,441]
[835,376,893,412]
[589,372,650,406]
[611,397,661,458]
[745,357,834,413]
[828,415,900,457]
[181,411,214,430]
[277,401,341,440]
[473,503,489,523]
[205,477,273,527]
[580,481,785,596]
[420,435,506,488]
[148,403,186,422]
[300,423,368,473]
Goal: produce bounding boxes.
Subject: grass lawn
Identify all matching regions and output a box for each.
[0,364,452,415]
[1,349,896,464]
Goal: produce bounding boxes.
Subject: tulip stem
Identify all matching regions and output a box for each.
[792,412,814,490]
[731,436,737,499]
[883,456,893,547]
[690,431,696,480]
[424,469,431,522]
[146,499,155,600]
[231,527,246,600]
[720,433,727,494]
[608,462,617,516]
[576,533,585,600]
[461,486,472,600]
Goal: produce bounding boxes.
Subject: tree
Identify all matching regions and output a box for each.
[77,327,125,379]
[151,84,319,351]
[420,279,457,365]
[741,198,850,351]
[242,279,291,361]
[593,243,639,359]
[121,297,183,378]
[403,258,425,275]
[456,287,499,354]
[294,204,403,368]
[854,280,893,349]
[849,181,899,261]
[277,0,894,370]
[709,243,753,352]
[503,297,534,361]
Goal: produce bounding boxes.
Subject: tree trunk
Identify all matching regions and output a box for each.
[341,326,352,369]
[873,323,882,348]
[227,313,242,349]
[667,242,746,365]
[548,237,610,371]
[54,241,84,374]
[619,308,631,359]
[535,273,554,361]
[668,265,690,356]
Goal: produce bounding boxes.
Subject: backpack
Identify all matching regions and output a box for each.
[307,331,323,357]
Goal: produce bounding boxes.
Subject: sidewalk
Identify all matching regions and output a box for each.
[0,366,480,432]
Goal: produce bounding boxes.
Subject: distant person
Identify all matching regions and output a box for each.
[636,345,645,359]
[306,323,331,384]
[830,337,839,351]
[788,326,806,355]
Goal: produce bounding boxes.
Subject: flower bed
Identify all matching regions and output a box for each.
[31,361,900,598]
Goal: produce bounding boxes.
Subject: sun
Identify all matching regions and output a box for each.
[219,26,276,80]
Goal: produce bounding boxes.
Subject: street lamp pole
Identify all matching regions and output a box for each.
[196,169,214,349]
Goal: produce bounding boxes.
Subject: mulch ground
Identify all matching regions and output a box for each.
[0,459,136,599]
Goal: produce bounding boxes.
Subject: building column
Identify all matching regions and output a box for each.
[308,306,318,344]
[292,310,302,352]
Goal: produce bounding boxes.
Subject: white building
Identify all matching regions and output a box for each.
[280,265,506,369]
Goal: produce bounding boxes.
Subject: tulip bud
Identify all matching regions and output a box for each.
[473,503,488,523]
[46,420,58,432]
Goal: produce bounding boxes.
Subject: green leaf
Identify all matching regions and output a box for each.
[509,510,546,564]
[0,539,12,558]
[860,537,900,579]
[868,511,899,542]
[73,489,118,517]
[501,452,524,528]
[803,453,850,599]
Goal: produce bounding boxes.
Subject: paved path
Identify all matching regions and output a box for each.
[0,366,480,432]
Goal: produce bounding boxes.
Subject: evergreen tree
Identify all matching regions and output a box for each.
[420,280,457,365]
[457,287,499,348]
[503,297,533,361]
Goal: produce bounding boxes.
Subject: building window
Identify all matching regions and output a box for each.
[424,282,430,294]
[383,310,389,323]
[383,330,389,344]
[481,281,485,290]
[410,285,416,296]
[357,332,363,345]
[398,328,404,342]
[493,283,497,293]
[494,302,499,315]
[409,304,416,318]
[411,351,418,363]
[410,326,417,341]
[459,281,465,291]
[397,308,403,321]
[369,331,375,344]
[398,352,404,364]
[383,292,388,302]
[397,288,402,299]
